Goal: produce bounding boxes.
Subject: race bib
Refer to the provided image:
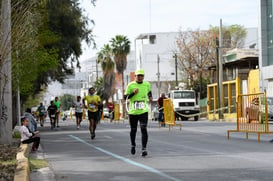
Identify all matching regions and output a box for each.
[89,104,96,109]
[41,110,46,113]
[51,114,55,118]
[133,101,145,110]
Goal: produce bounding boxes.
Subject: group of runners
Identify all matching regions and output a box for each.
[37,97,61,130]
[34,68,153,157]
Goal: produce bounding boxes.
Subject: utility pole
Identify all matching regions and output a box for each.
[157,54,160,98]
[218,19,224,120]
[0,0,12,144]
[173,53,178,87]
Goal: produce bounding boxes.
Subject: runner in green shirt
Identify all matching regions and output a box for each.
[53,97,61,127]
[124,69,153,157]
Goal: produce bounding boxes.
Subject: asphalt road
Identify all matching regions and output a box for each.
[35,118,273,181]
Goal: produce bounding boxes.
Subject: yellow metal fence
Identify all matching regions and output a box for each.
[228,92,273,141]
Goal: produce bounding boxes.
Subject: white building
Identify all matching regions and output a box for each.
[135,29,258,99]
[135,32,180,99]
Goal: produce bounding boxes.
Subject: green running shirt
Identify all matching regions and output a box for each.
[54,100,61,111]
[125,81,151,115]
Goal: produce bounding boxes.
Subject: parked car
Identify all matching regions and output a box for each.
[246,96,273,123]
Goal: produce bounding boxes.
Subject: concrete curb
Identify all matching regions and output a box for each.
[30,145,56,181]
[14,144,30,181]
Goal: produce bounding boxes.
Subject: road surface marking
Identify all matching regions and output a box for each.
[103,135,112,139]
[69,135,181,181]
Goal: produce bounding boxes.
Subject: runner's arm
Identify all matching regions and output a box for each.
[124,92,135,100]
[148,91,153,102]
[82,98,86,108]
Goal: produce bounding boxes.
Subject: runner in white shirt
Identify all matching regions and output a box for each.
[74,96,83,129]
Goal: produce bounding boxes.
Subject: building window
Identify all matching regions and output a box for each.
[149,35,156,44]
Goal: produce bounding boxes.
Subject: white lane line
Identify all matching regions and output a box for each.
[69,135,181,181]
[103,135,112,139]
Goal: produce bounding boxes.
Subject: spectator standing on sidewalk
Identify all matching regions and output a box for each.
[157,93,167,127]
[107,101,114,122]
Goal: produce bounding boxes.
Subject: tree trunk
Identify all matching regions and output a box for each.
[0,0,12,145]
[200,72,202,99]
[12,93,18,128]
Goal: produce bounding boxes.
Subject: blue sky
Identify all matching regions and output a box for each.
[79,0,258,61]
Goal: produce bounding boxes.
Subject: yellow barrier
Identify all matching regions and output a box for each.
[163,99,182,131]
[228,92,273,141]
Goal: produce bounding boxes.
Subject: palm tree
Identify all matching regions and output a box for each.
[97,44,115,103]
[110,35,130,118]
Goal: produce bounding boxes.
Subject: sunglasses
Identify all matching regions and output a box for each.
[136,74,144,77]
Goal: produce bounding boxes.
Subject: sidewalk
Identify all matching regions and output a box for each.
[29,145,56,181]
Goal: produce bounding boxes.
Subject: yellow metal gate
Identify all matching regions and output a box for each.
[228,92,273,141]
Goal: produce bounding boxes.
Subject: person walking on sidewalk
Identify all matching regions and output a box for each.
[54,97,61,127]
[157,93,167,127]
[83,87,101,140]
[19,116,40,152]
[74,96,83,129]
[124,69,153,157]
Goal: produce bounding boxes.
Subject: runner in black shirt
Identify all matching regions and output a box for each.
[47,101,58,130]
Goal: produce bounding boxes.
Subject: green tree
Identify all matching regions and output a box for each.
[209,24,247,49]
[176,29,216,98]
[110,35,130,117]
[176,25,247,98]
[31,0,96,94]
[97,44,115,103]
[60,94,76,111]
[93,77,109,102]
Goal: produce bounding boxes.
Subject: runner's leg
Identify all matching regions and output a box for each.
[79,113,82,126]
[139,112,148,156]
[76,113,79,128]
[50,117,53,129]
[129,114,138,154]
[56,112,59,127]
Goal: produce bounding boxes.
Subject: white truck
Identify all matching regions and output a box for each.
[168,89,200,121]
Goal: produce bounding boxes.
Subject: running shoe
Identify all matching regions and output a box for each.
[91,133,95,140]
[131,146,136,155]
[142,149,148,157]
